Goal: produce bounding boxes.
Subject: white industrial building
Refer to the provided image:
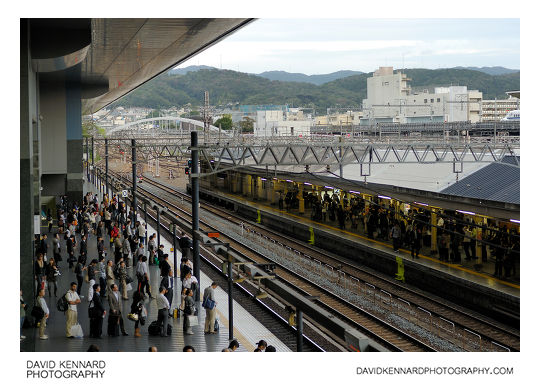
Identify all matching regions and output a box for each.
[361,67,482,124]
[255,110,312,137]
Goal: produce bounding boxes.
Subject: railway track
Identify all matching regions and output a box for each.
[105,170,433,351]
[140,174,520,352]
[105,168,519,351]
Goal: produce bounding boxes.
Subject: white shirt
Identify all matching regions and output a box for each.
[157,293,170,310]
[38,296,49,315]
[66,290,80,312]
[136,261,148,276]
[182,275,198,289]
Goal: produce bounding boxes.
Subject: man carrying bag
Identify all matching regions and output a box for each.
[202,282,218,334]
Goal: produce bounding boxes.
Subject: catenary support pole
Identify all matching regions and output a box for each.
[86,137,89,182]
[91,137,95,184]
[296,309,304,352]
[105,138,109,197]
[228,257,234,340]
[191,131,201,302]
[156,208,161,256]
[131,139,137,223]
[173,223,177,278]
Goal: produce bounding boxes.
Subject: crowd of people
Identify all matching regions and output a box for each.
[278,189,519,278]
[23,190,279,351]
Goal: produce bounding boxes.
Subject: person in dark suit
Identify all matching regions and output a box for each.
[80,234,88,260]
[39,234,48,259]
[66,235,75,268]
[89,284,105,338]
[157,244,165,263]
[160,270,174,314]
[159,254,171,278]
[108,284,128,336]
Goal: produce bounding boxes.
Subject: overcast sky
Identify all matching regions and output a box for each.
[177,19,520,74]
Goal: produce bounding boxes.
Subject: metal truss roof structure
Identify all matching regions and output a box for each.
[93,134,520,176]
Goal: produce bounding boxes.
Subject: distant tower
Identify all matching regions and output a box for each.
[203,91,211,142]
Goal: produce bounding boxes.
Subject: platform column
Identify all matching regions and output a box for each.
[298,183,305,214]
[476,217,485,260]
[244,174,252,197]
[256,177,264,200]
[431,209,438,255]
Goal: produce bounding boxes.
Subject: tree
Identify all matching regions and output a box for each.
[238,116,254,133]
[214,114,233,130]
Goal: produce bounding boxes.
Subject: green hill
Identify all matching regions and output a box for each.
[114,68,520,110]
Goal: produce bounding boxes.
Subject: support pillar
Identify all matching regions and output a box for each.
[298,184,305,214]
[20,21,38,345]
[431,209,438,254]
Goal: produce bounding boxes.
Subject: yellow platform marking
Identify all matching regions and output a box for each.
[221,191,520,290]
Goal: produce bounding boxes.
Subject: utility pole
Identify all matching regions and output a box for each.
[191,131,201,302]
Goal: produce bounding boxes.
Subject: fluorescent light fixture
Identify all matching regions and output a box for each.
[324,186,334,189]
[378,195,392,200]
[349,190,362,194]
[261,178,267,181]
[286,179,293,183]
[510,219,520,223]
[304,182,312,185]
[414,201,428,206]
[456,210,475,215]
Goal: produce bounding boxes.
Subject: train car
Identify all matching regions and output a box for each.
[501,110,520,121]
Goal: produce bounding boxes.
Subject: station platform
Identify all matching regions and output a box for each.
[21,180,291,352]
[200,186,520,295]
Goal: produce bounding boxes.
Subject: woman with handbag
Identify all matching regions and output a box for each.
[130,290,144,337]
[34,253,45,293]
[183,289,196,335]
[45,257,58,297]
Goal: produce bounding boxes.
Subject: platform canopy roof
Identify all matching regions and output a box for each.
[29,18,253,114]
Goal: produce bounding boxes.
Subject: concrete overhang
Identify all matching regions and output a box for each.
[27,18,254,114]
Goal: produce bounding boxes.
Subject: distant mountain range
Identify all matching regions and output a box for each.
[256,70,365,85]
[452,66,520,76]
[116,66,519,111]
[169,65,518,84]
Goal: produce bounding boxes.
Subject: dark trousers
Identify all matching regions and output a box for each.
[76,276,83,295]
[90,316,103,337]
[392,237,400,251]
[138,278,151,296]
[157,308,169,336]
[165,292,173,311]
[463,242,471,260]
[99,277,107,297]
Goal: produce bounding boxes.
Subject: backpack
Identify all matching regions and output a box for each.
[57,293,69,312]
[31,305,45,320]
